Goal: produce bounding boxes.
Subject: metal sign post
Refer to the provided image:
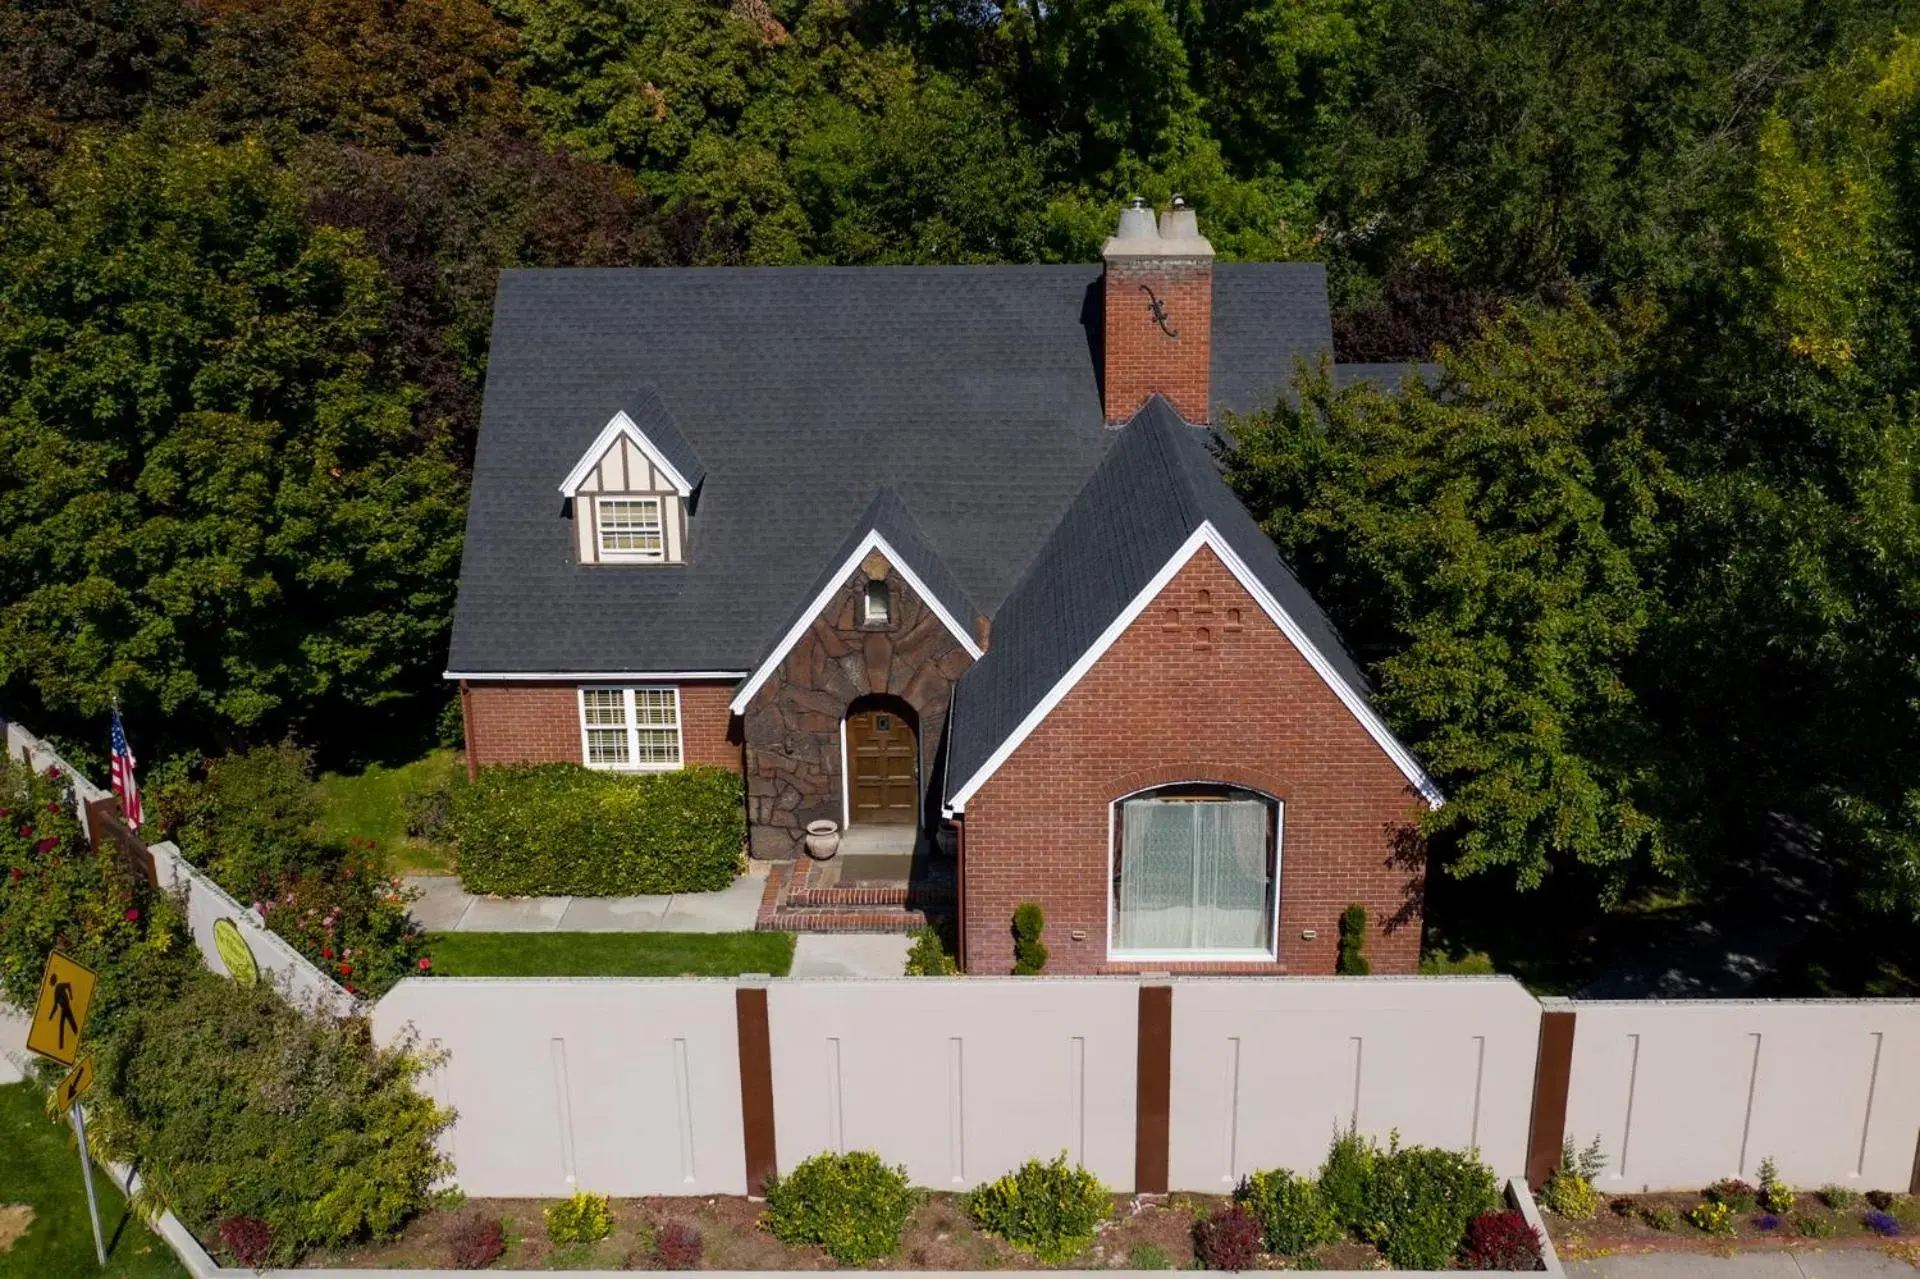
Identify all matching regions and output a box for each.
[68,1100,107,1268]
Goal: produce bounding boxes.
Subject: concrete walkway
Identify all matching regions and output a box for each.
[404,871,764,934]
[1571,1251,1919,1278]
[789,933,913,977]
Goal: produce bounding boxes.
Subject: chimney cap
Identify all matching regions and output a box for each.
[1113,197,1158,242]
[1103,198,1214,261]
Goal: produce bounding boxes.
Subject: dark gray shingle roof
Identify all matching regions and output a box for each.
[447,264,1334,675]
[942,397,1381,804]
[625,386,706,493]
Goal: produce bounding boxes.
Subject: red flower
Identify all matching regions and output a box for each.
[8,868,20,881]
[418,957,432,971]
[321,946,334,959]
[124,908,140,922]
[16,826,29,838]
[344,983,356,994]
[45,802,58,814]
[337,963,352,976]
[0,807,9,817]
[34,838,56,855]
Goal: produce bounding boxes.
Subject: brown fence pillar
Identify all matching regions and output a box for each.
[1525,999,1577,1190]
[735,982,778,1196]
[1135,983,1173,1193]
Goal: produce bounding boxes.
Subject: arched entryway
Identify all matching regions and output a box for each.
[843,694,919,826]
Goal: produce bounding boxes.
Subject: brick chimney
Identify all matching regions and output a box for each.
[1102,197,1214,425]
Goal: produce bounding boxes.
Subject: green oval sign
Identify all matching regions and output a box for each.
[212,917,259,987]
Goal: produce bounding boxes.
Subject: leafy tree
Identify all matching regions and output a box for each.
[1226,300,1674,895]
[0,129,464,757]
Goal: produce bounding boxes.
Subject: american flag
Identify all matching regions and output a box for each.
[110,708,143,829]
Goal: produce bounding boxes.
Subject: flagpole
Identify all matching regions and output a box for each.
[70,1101,107,1267]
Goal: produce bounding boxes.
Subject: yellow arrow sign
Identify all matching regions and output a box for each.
[56,1057,94,1109]
[26,950,97,1067]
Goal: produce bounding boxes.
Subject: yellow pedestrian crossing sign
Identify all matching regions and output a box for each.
[56,1057,94,1108]
[27,950,97,1067]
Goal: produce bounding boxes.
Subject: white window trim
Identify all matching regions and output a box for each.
[944,522,1444,814]
[596,495,667,563]
[578,685,684,772]
[558,410,694,498]
[862,578,891,625]
[1105,782,1284,962]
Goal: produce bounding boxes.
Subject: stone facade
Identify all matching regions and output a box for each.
[742,560,975,859]
[957,547,1426,976]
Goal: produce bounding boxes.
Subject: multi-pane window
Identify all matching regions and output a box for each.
[579,687,682,770]
[1111,784,1279,957]
[597,497,664,560]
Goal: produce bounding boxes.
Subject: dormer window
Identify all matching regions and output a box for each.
[863,578,891,626]
[597,497,665,561]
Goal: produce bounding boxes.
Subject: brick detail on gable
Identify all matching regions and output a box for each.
[462,680,742,778]
[958,546,1425,975]
[1104,260,1213,425]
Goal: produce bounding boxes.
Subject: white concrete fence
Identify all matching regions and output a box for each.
[7,711,1919,1203]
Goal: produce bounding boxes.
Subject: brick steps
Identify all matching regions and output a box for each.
[755,859,952,934]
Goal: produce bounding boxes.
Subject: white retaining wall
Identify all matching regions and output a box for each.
[766,977,1141,1191]
[371,978,748,1197]
[1169,977,1541,1188]
[1563,999,1920,1192]
[6,718,354,1016]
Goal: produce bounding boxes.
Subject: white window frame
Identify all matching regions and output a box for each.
[596,496,666,563]
[578,686,683,771]
[1105,782,1283,963]
[862,577,891,626]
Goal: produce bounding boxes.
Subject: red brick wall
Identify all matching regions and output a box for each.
[462,680,742,776]
[960,547,1426,976]
[1104,259,1212,425]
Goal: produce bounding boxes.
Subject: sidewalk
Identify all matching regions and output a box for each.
[1571,1250,1919,1278]
[404,870,765,934]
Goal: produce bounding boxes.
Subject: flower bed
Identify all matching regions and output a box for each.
[1543,1183,1920,1255]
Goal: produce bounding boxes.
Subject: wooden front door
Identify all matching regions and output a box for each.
[847,708,918,824]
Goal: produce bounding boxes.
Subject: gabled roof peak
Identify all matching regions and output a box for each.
[557,387,706,499]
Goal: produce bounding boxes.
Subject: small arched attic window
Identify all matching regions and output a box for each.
[862,577,891,626]
[558,409,699,565]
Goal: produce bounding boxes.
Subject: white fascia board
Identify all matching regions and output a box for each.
[728,529,984,716]
[557,410,694,498]
[945,522,1443,813]
[444,670,748,681]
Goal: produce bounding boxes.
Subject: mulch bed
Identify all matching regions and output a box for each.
[1544,1189,1920,1260]
[292,1191,1408,1271]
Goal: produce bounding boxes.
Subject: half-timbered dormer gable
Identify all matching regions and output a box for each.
[558,389,706,566]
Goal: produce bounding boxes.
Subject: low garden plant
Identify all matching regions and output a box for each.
[1820,1184,1859,1210]
[1756,1157,1794,1214]
[1641,1205,1678,1231]
[1795,1214,1837,1237]
[1459,1210,1543,1270]
[1864,1209,1903,1237]
[653,1219,703,1269]
[1317,1123,1378,1233]
[450,763,745,896]
[1541,1135,1605,1219]
[216,1216,273,1268]
[1192,1203,1262,1271]
[1360,1138,1502,1269]
[1705,1178,1757,1212]
[963,1152,1111,1262]
[545,1189,614,1245]
[762,1151,918,1264]
[447,1213,506,1268]
[1686,1200,1735,1236]
[904,923,960,975]
[1237,1168,1339,1255]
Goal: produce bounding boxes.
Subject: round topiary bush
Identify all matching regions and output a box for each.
[762,1151,917,1264]
[963,1152,1112,1262]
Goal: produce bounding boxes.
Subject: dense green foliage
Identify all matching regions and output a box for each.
[762,1150,918,1264]
[1237,1168,1340,1255]
[1011,900,1048,974]
[449,762,745,895]
[0,0,1916,978]
[1359,1140,1502,1268]
[1336,904,1370,975]
[0,758,450,1266]
[963,1153,1112,1262]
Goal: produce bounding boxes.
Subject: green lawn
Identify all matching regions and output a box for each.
[425,930,795,977]
[0,1083,187,1279]
[316,749,460,875]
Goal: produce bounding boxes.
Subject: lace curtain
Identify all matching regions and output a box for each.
[1114,795,1274,952]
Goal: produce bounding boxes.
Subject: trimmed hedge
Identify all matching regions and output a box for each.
[451,764,745,896]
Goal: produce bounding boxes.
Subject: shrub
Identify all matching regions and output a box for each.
[1641,1205,1678,1231]
[1820,1184,1859,1210]
[1756,1156,1794,1214]
[1336,904,1371,975]
[1192,1204,1262,1271]
[545,1190,613,1245]
[1864,1210,1903,1237]
[405,775,457,843]
[1867,1190,1896,1210]
[904,923,959,975]
[1609,1196,1637,1217]
[1459,1210,1543,1270]
[1795,1214,1837,1238]
[1237,1168,1339,1255]
[1129,1242,1173,1269]
[1686,1201,1735,1236]
[1542,1136,1605,1220]
[1011,901,1048,974]
[450,764,744,896]
[1317,1123,1379,1233]
[447,1213,506,1268]
[654,1219,703,1269]
[84,975,453,1265]
[1360,1139,1501,1269]
[963,1152,1111,1262]
[169,743,329,896]
[762,1151,917,1264]
[1705,1178,1756,1211]
[218,1216,274,1267]
[256,852,427,998]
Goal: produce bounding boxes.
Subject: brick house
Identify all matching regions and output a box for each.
[449,201,1442,974]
